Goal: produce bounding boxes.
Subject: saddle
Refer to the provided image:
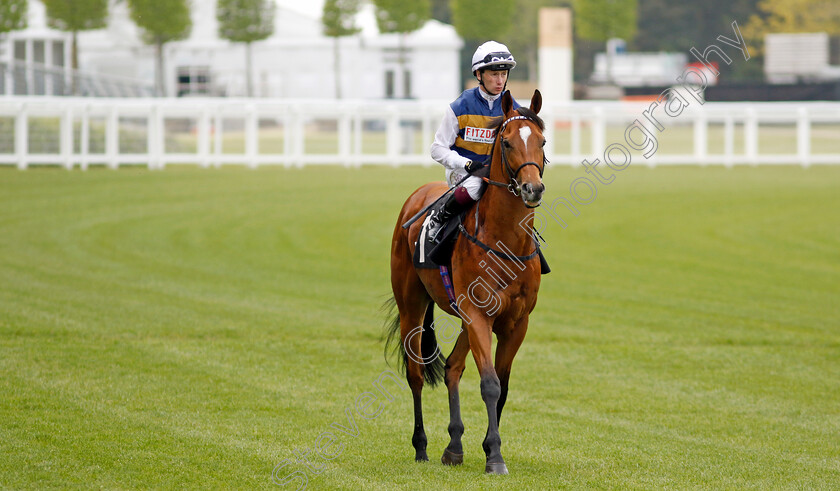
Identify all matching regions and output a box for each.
[413,199,466,269]
[413,199,550,274]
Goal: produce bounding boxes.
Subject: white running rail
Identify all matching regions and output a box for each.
[1,97,838,169]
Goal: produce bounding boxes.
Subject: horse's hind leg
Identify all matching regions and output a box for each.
[390,194,445,462]
[441,327,469,466]
[399,299,433,461]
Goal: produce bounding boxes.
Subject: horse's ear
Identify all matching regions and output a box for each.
[530,89,542,115]
[502,90,514,116]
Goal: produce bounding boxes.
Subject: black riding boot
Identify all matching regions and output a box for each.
[427,192,469,244]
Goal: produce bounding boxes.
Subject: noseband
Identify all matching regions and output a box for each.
[483,115,547,207]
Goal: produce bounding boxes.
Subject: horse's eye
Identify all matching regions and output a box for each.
[540,139,547,148]
[501,139,511,148]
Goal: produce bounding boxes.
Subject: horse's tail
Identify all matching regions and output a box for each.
[419,302,446,387]
[382,296,405,372]
[382,297,446,388]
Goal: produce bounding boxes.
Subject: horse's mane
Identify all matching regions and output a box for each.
[488,107,545,131]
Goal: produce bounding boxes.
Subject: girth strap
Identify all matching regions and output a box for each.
[457,222,540,262]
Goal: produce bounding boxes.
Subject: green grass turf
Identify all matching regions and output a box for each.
[0,164,838,489]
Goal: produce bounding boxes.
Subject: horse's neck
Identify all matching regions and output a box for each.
[474,182,534,255]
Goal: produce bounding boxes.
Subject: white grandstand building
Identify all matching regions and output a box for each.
[0,0,464,99]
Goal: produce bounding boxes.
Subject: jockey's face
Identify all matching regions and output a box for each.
[478,69,508,96]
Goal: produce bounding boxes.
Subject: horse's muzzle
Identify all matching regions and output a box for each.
[521,182,545,207]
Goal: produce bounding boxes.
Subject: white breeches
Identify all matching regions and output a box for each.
[445,168,485,201]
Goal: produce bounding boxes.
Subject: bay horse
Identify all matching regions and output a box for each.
[385,90,546,474]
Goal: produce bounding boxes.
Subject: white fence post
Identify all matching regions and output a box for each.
[245,103,258,169]
[352,109,362,168]
[745,107,758,166]
[592,106,605,163]
[148,104,162,170]
[282,107,292,168]
[292,107,304,168]
[198,106,210,168]
[543,113,556,165]
[723,115,734,168]
[386,104,399,166]
[642,116,657,168]
[797,106,811,168]
[570,112,581,166]
[106,105,118,169]
[693,110,707,166]
[15,103,28,170]
[80,104,90,171]
[61,105,73,170]
[213,108,223,168]
[156,105,165,169]
[339,108,351,168]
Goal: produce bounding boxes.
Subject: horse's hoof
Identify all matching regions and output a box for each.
[485,462,508,475]
[415,453,429,462]
[441,449,463,466]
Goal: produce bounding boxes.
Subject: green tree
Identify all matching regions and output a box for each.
[322,0,361,99]
[0,0,27,34]
[217,0,275,97]
[372,0,430,97]
[450,0,514,41]
[574,0,638,83]
[450,0,514,85]
[373,0,429,34]
[127,0,191,96]
[743,0,840,52]
[42,0,108,95]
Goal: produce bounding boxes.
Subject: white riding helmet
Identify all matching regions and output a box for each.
[471,41,516,73]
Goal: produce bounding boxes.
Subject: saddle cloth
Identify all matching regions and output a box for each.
[413,201,464,269]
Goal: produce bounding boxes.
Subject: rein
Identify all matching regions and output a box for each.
[481,114,547,208]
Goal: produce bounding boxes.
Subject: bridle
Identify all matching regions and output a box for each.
[482,115,548,208]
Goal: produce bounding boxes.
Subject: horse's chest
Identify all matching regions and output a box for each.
[500,283,534,314]
[480,272,536,319]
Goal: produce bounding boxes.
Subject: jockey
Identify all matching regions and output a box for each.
[427,41,519,244]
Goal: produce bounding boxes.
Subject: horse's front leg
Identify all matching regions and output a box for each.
[441,328,470,466]
[494,317,528,426]
[464,312,507,475]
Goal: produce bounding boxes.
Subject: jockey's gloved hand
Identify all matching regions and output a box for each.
[464,160,485,174]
